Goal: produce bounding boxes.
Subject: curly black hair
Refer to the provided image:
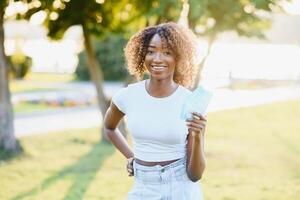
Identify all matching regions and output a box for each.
[124,22,198,88]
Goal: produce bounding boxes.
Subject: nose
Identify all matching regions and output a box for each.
[153,52,163,63]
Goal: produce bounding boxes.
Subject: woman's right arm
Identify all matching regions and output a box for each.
[103,101,134,159]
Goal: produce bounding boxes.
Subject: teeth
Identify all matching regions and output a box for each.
[152,65,165,70]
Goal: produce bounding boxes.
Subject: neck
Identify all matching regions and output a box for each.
[146,77,178,97]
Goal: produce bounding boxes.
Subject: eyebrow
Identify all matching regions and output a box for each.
[147,45,156,48]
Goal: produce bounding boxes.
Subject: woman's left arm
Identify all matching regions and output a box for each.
[186,112,207,182]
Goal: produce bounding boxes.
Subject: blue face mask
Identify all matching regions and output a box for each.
[180,86,213,120]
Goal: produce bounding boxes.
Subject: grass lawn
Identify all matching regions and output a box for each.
[13,102,57,113]
[24,73,75,83]
[0,100,300,200]
[10,83,66,93]
[10,73,74,93]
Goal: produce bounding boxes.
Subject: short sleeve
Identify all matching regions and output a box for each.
[111,87,128,114]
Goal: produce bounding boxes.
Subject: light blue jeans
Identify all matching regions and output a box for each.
[127,156,204,200]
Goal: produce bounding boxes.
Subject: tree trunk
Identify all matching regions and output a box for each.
[178,0,189,28]
[192,35,216,90]
[0,8,20,153]
[81,25,128,141]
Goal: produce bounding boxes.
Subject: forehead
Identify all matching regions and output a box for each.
[148,34,163,48]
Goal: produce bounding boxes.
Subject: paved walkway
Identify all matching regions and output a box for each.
[12,81,122,104]
[14,83,300,137]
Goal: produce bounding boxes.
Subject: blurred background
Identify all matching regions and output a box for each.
[0,0,299,199]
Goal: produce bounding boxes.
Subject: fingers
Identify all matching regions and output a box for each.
[127,165,134,176]
[127,164,134,176]
[186,121,205,134]
[186,117,207,127]
[191,112,207,121]
[186,121,205,129]
[186,112,207,134]
[126,158,134,176]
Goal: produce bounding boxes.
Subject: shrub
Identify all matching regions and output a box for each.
[75,34,128,81]
[8,53,32,79]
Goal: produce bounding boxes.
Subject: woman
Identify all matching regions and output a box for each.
[104,22,207,199]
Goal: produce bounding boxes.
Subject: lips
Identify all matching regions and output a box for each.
[151,65,166,72]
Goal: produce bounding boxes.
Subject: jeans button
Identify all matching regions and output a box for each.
[161,168,165,172]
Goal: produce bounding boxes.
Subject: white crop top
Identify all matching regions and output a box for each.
[112,79,192,162]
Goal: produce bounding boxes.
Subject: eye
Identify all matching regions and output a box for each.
[147,50,154,55]
[163,51,171,56]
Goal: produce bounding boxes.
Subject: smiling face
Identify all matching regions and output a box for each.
[144,34,176,81]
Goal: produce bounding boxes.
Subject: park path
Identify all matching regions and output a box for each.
[14,82,300,137]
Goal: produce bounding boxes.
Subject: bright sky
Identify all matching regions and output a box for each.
[202,43,300,80]
[282,0,300,14]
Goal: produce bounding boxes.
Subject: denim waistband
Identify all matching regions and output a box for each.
[133,156,188,184]
[133,156,186,171]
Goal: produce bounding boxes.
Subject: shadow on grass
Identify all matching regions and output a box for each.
[0,141,23,162]
[11,140,114,200]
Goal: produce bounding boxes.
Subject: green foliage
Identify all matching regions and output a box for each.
[21,0,185,82]
[127,0,182,29]
[24,0,132,40]
[188,0,283,39]
[8,55,32,79]
[0,1,8,10]
[22,0,183,40]
[75,34,128,81]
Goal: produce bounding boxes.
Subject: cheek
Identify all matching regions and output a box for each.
[166,54,176,64]
[167,58,176,69]
[144,56,151,66]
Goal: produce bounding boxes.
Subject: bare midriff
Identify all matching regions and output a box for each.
[135,158,180,167]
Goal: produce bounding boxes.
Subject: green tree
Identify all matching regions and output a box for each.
[0,1,21,154]
[75,34,128,81]
[23,0,139,141]
[9,55,32,79]
[130,0,182,26]
[8,40,32,79]
[188,0,284,89]
[75,0,185,83]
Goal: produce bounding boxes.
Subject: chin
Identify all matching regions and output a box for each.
[150,74,172,81]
